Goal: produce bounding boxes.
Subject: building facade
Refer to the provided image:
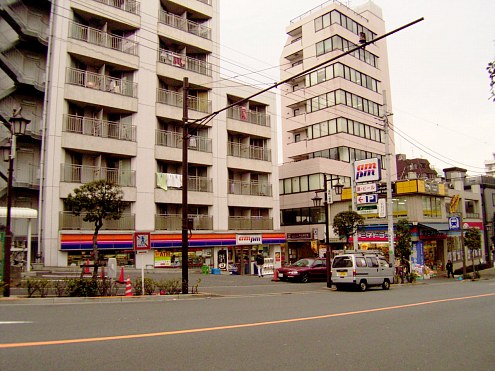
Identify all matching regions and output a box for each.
[0,0,282,272]
[279,1,396,262]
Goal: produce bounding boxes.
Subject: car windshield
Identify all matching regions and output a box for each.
[292,259,314,267]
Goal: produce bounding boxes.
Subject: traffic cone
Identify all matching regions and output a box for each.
[83,259,90,275]
[117,266,125,283]
[100,267,105,279]
[125,276,133,296]
[272,268,279,282]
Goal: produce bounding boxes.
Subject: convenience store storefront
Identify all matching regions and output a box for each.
[60,232,286,271]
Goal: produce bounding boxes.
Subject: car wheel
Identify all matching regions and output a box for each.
[359,280,367,292]
[301,273,309,283]
[382,279,391,290]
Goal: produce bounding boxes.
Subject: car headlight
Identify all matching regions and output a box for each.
[288,270,300,275]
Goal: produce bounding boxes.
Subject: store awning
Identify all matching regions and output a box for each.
[0,207,38,219]
[418,223,449,231]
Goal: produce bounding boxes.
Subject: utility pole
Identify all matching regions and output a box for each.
[181,77,189,295]
[382,91,395,266]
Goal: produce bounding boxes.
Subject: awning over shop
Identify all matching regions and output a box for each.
[418,223,449,231]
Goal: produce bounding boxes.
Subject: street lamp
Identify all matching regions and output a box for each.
[1,108,30,297]
[313,175,343,288]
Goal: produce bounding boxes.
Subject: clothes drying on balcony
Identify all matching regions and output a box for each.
[156,172,167,190]
[156,172,183,190]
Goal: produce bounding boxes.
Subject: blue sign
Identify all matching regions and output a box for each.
[448,216,460,230]
[411,242,424,266]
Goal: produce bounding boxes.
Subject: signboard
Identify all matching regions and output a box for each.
[377,182,396,195]
[354,158,381,183]
[378,198,386,218]
[356,194,378,205]
[134,232,151,252]
[449,195,460,213]
[357,205,378,215]
[356,183,377,194]
[448,216,460,230]
[287,233,311,240]
[236,234,262,245]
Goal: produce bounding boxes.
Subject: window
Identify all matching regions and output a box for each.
[356,257,366,267]
[366,257,379,268]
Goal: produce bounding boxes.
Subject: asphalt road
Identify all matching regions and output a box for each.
[1,276,495,370]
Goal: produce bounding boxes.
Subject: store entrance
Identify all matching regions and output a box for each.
[233,246,257,275]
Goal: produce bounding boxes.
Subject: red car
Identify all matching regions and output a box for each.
[277,258,327,283]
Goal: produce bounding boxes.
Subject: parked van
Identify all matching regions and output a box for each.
[331,251,394,291]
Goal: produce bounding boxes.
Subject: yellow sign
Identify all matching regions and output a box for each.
[449,194,460,213]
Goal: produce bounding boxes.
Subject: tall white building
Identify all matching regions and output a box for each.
[0,0,282,272]
[279,1,396,260]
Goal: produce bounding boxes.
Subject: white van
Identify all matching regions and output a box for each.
[331,251,394,291]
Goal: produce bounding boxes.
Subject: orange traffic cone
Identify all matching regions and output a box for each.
[125,276,133,296]
[117,266,125,283]
[83,259,91,275]
[272,268,279,282]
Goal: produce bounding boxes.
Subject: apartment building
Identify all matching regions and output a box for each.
[0,0,282,272]
[279,1,396,261]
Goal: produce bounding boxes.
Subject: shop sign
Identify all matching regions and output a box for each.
[287,233,311,240]
[356,194,378,204]
[356,183,377,194]
[236,234,262,245]
[354,158,381,183]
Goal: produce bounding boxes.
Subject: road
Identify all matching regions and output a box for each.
[1,277,494,370]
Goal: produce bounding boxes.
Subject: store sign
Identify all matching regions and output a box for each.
[356,183,377,194]
[356,194,378,204]
[287,233,311,240]
[236,234,262,245]
[354,158,381,183]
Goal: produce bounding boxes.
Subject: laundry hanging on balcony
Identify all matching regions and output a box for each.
[156,172,167,190]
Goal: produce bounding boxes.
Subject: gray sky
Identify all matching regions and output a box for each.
[219,0,495,175]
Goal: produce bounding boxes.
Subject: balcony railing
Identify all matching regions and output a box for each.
[60,211,135,230]
[61,164,136,187]
[5,1,49,42]
[92,0,140,15]
[66,67,137,98]
[228,142,271,162]
[227,106,270,127]
[156,88,211,113]
[156,130,212,153]
[64,114,136,141]
[228,180,272,196]
[159,10,211,40]
[228,216,273,230]
[158,49,212,77]
[155,214,213,231]
[69,22,138,56]
[156,173,212,192]
[0,96,43,137]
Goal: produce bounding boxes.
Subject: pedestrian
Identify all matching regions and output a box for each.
[446,259,454,278]
[255,251,265,277]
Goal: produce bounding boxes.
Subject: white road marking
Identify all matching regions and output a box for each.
[0,321,33,325]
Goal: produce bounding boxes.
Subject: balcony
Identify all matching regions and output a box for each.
[155,214,213,231]
[61,164,136,187]
[64,114,136,141]
[158,49,212,77]
[156,88,211,114]
[66,67,137,98]
[159,10,211,40]
[156,130,212,153]
[228,180,272,197]
[228,216,273,230]
[228,142,271,162]
[91,0,141,15]
[12,163,40,189]
[69,22,138,56]
[60,211,135,230]
[227,106,270,127]
[156,173,212,192]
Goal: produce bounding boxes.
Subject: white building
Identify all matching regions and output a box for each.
[279,1,396,261]
[0,0,282,272]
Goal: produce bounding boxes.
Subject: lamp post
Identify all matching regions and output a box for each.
[312,175,343,288]
[1,109,30,297]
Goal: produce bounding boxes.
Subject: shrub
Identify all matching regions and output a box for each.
[23,278,51,298]
[133,277,156,295]
[65,278,99,297]
[53,280,67,297]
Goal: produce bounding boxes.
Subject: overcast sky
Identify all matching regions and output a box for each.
[219,0,495,176]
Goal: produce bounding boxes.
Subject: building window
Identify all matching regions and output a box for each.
[423,196,442,218]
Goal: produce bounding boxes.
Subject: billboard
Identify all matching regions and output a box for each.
[354,158,381,183]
